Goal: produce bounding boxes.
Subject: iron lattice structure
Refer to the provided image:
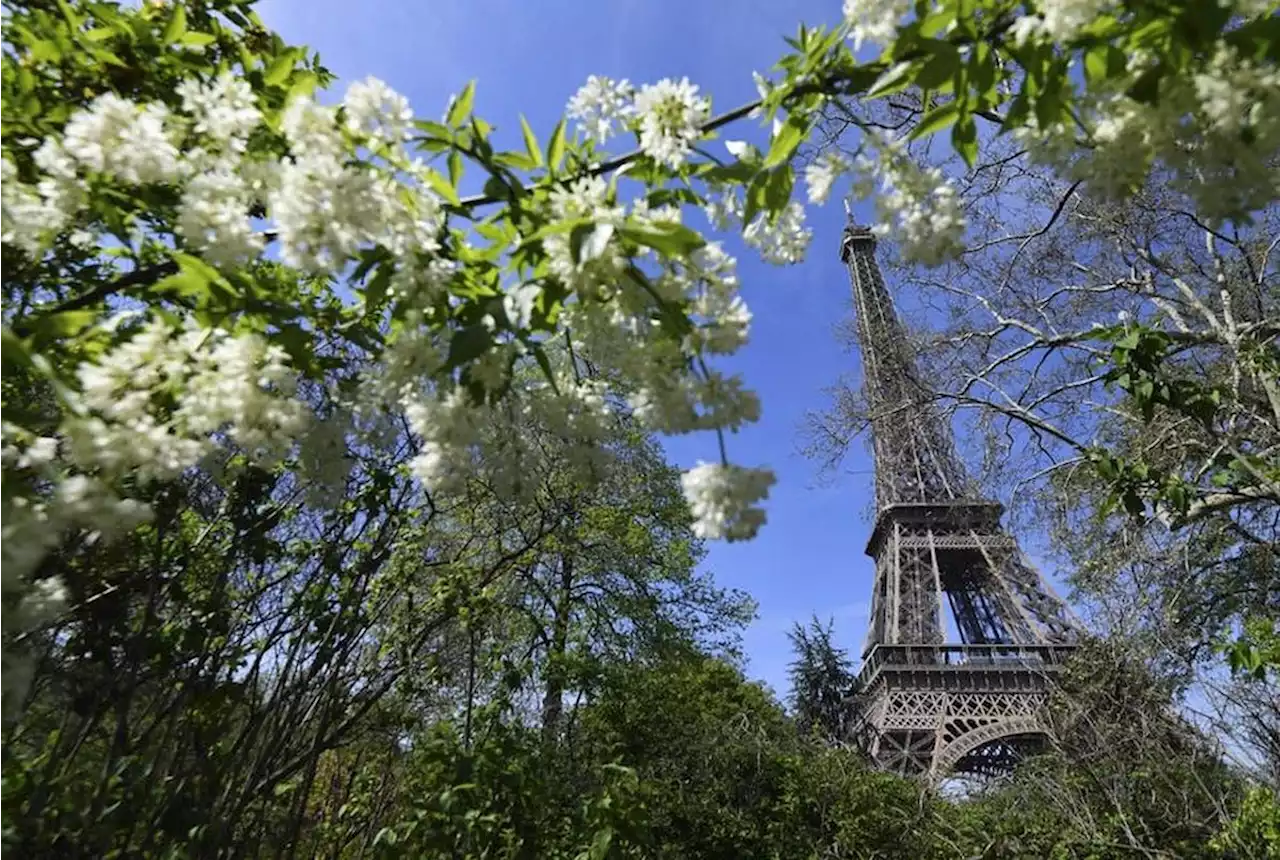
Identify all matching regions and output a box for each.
[840,224,1078,780]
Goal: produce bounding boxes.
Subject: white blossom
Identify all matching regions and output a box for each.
[503,282,542,330]
[404,388,481,491]
[343,76,413,143]
[567,75,635,144]
[744,201,811,265]
[1,158,72,256]
[281,96,344,158]
[177,168,263,265]
[269,153,396,272]
[703,186,742,231]
[177,332,309,464]
[632,78,710,169]
[858,147,966,266]
[842,0,910,52]
[177,72,261,149]
[804,151,851,205]
[543,176,624,293]
[63,318,307,479]
[679,461,776,541]
[61,93,181,185]
[1037,0,1112,42]
[298,411,352,508]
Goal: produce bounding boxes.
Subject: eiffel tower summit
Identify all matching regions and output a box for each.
[840,223,1079,780]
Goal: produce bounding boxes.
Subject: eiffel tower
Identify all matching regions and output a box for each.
[840,223,1078,780]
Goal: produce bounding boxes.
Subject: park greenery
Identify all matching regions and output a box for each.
[1,0,1277,855]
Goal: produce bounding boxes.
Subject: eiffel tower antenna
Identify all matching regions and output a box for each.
[840,223,1078,780]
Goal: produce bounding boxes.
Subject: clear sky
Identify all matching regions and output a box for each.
[256,0,1069,698]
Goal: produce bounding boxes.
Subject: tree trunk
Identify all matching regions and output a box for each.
[541,554,573,744]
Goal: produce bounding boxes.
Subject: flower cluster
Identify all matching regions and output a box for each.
[566,75,711,169]
[1016,43,1280,223]
[679,461,777,541]
[804,151,851,205]
[842,0,911,52]
[703,187,813,265]
[567,75,635,144]
[343,76,414,143]
[633,78,711,169]
[61,318,308,485]
[850,144,967,266]
[62,92,182,185]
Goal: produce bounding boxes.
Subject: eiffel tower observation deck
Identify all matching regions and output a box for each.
[839,223,1078,780]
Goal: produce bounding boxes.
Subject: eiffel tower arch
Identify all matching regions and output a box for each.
[839,224,1079,781]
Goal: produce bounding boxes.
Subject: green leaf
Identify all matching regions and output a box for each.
[763,166,794,213]
[264,54,294,88]
[763,113,809,169]
[618,222,706,257]
[162,4,186,43]
[546,119,566,171]
[909,102,960,139]
[742,171,769,227]
[448,149,463,187]
[867,61,917,99]
[180,31,216,48]
[419,166,461,206]
[589,827,615,860]
[30,309,98,343]
[915,45,960,90]
[447,80,476,128]
[519,115,542,167]
[27,39,61,64]
[82,27,116,42]
[952,113,977,167]
[446,326,492,370]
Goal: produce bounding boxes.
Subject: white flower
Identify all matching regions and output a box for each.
[1,158,73,256]
[680,461,776,541]
[503,282,542,330]
[177,72,261,149]
[269,153,394,272]
[1007,15,1045,45]
[177,332,308,464]
[804,151,851,204]
[632,78,710,169]
[543,176,625,292]
[703,186,742,231]
[298,411,352,508]
[14,576,67,628]
[857,146,966,266]
[1037,0,1112,42]
[281,96,344,158]
[842,0,910,52]
[177,168,263,265]
[61,93,181,185]
[567,75,635,144]
[62,318,307,479]
[343,76,413,143]
[404,388,481,491]
[744,201,811,265]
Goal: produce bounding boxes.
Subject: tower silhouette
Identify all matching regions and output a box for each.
[841,224,1077,779]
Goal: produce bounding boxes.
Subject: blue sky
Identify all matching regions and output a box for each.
[257,0,1069,697]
